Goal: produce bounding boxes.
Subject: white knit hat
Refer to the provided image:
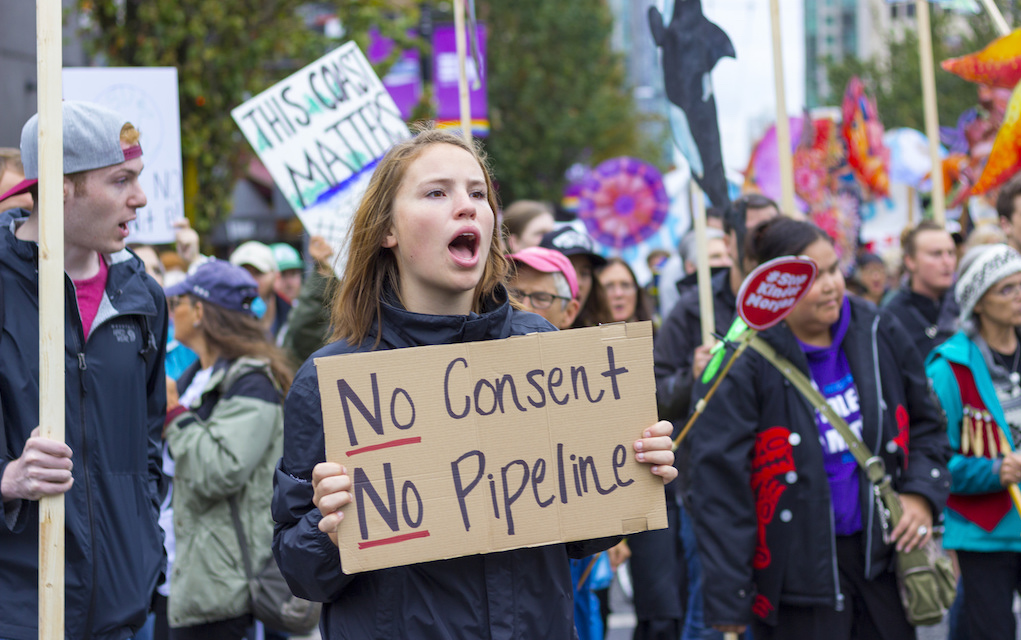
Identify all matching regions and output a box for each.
[956,243,1021,324]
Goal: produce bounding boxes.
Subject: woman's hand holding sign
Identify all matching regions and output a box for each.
[314,462,352,547]
[635,420,676,483]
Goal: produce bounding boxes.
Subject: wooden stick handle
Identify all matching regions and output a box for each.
[691,182,715,348]
[37,0,65,637]
[453,0,472,143]
[769,0,795,217]
[576,555,600,592]
[979,0,1011,36]
[673,332,754,450]
[917,0,945,225]
[1009,485,1021,536]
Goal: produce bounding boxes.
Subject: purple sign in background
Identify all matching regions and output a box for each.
[368,27,422,120]
[433,24,489,135]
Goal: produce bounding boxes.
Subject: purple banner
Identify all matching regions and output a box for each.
[433,24,489,137]
[369,27,421,120]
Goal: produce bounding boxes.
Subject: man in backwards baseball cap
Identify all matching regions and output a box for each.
[0,101,169,639]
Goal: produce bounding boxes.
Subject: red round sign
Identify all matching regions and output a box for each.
[737,257,818,331]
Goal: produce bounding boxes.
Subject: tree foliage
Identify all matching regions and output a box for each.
[822,6,1012,130]
[75,0,422,234]
[480,0,663,205]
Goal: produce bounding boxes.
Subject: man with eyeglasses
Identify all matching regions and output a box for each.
[506,246,580,330]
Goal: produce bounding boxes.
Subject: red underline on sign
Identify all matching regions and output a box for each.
[357,530,431,549]
[346,437,422,457]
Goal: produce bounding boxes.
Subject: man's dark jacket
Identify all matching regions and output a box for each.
[654,269,736,424]
[687,296,950,627]
[273,288,618,639]
[0,209,168,640]
[883,287,959,360]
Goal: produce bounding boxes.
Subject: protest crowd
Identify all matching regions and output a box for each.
[8,18,1021,640]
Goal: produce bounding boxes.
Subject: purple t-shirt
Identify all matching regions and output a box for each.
[797,298,863,536]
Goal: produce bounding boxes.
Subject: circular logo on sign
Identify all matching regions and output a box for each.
[737,257,817,331]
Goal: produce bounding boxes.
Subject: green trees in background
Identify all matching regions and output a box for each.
[76,0,422,234]
[822,7,1010,130]
[77,0,659,229]
[481,0,664,205]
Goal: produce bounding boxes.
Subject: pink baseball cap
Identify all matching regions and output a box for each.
[507,246,579,299]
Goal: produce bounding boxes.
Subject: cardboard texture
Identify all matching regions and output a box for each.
[315,322,666,574]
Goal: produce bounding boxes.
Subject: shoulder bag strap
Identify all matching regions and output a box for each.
[747,334,887,487]
[747,335,905,528]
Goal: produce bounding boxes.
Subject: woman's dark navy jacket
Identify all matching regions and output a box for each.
[688,296,951,628]
[272,289,618,639]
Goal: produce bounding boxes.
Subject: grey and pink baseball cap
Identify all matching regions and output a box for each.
[0,101,143,201]
[507,246,579,299]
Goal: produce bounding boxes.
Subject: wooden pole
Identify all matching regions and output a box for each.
[673,330,755,451]
[769,0,796,217]
[979,0,1011,36]
[907,186,915,227]
[453,0,472,144]
[691,182,715,348]
[37,0,65,637]
[917,0,945,225]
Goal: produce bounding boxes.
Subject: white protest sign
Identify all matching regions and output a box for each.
[63,67,185,244]
[232,41,410,272]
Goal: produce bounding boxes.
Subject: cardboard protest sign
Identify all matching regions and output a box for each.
[232,41,411,272]
[737,257,817,331]
[63,67,185,244]
[315,322,666,574]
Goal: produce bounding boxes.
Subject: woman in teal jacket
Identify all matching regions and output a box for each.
[927,243,1021,639]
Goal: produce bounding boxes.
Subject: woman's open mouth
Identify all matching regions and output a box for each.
[449,231,480,265]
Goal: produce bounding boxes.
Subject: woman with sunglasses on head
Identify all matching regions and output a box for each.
[688,217,949,640]
[162,260,295,639]
[926,243,1021,639]
[272,128,677,639]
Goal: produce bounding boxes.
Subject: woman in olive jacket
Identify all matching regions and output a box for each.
[163,260,294,639]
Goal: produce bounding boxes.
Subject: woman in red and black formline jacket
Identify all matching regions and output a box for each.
[688,217,950,640]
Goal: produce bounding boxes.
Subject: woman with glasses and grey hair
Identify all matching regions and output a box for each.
[927,243,1021,639]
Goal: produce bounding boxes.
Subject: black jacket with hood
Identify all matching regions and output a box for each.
[273,288,618,639]
[0,208,168,640]
[883,287,959,360]
[688,296,950,628]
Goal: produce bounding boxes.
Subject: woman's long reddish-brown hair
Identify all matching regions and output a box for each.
[330,128,508,347]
